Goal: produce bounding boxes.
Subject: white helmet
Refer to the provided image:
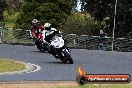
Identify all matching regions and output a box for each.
[44,23,51,27]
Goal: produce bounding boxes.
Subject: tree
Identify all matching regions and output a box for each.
[59,12,95,35]
[4,0,21,15]
[16,0,73,30]
[115,0,132,38]
[0,0,6,19]
[82,0,132,38]
[82,0,114,21]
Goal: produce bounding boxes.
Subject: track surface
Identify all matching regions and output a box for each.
[0,44,132,81]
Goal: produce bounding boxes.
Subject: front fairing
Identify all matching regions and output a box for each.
[50,36,65,48]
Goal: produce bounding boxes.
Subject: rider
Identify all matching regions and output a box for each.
[31,19,44,40]
[42,23,58,53]
[42,23,57,43]
[42,23,70,55]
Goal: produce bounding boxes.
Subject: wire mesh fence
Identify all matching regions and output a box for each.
[65,34,112,51]
[0,28,132,52]
[1,28,34,45]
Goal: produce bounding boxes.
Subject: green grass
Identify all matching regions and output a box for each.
[0,59,26,73]
[53,83,132,88]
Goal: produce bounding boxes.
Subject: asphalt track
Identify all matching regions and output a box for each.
[0,44,132,81]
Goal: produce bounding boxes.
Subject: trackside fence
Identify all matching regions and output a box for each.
[0,28,132,52]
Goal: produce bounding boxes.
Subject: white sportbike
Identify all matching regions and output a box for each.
[45,31,73,64]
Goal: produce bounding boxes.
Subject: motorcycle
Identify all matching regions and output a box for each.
[35,36,48,52]
[30,29,48,52]
[45,31,73,64]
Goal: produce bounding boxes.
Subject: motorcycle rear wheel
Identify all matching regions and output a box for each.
[35,42,44,52]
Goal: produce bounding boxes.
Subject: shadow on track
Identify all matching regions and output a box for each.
[31,51,49,53]
[40,61,74,65]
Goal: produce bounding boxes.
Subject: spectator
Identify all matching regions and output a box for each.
[98,26,107,50]
[99,26,106,38]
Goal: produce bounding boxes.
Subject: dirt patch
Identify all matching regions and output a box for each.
[0,81,78,88]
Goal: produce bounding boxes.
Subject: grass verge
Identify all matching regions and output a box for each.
[0,59,26,73]
[55,83,132,88]
[0,81,131,88]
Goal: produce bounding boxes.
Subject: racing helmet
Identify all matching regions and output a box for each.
[32,19,38,24]
[32,19,39,27]
[44,23,51,30]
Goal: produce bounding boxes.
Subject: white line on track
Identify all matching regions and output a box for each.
[0,61,41,75]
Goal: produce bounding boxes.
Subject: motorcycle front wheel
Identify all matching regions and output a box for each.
[60,51,73,64]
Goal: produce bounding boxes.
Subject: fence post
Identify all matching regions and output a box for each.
[68,34,76,47]
[0,27,3,43]
[25,30,32,38]
[81,35,88,48]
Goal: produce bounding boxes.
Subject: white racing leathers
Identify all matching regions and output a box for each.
[42,28,57,43]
